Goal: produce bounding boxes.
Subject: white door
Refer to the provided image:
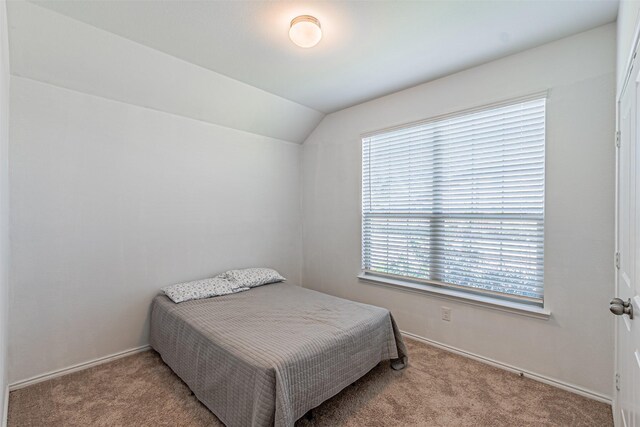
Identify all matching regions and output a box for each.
[615,39,640,427]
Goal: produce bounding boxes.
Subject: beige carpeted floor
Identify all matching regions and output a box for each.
[8,338,612,426]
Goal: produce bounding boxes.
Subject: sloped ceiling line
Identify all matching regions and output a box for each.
[28,0,618,113]
[8,1,325,144]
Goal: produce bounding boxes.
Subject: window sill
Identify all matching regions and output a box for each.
[357,273,551,320]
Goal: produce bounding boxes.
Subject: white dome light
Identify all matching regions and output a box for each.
[289,15,322,48]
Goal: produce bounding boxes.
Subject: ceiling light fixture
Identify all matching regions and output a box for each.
[289,15,322,48]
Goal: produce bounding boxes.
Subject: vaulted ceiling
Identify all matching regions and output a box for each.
[31,0,618,113]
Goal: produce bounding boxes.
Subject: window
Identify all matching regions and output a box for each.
[361,97,545,305]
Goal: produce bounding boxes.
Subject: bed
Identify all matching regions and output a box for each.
[149,282,408,427]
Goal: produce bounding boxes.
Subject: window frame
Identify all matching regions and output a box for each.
[358,93,550,319]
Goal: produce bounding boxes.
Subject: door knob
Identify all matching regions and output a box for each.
[610,297,630,307]
[610,298,634,319]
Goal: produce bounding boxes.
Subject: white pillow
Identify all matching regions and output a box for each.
[219,268,286,288]
[162,277,249,303]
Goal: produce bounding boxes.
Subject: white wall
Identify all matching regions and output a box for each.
[7,0,308,384]
[617,1,640,93]
[0,0,9,421]
[8,76,303,383]
[302,24,616,398]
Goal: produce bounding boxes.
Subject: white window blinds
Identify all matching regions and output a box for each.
[362,97,545,304]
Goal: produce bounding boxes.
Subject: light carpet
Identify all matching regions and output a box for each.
[8,338,612,426]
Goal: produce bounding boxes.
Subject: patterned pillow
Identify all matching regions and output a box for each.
[161,277,249,303]
[219,268,286,288]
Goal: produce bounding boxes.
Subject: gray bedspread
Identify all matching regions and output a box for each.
[149,282,407,427]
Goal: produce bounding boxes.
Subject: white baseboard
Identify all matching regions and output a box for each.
[5,334,612,407]
[2,385,8,427]
[8,345,151,391]
[401,331,612,405]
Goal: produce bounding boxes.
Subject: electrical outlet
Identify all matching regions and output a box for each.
[441,307,451,321]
